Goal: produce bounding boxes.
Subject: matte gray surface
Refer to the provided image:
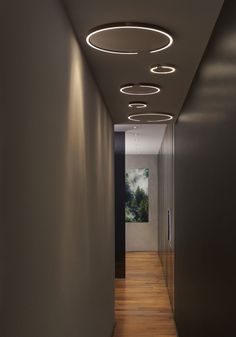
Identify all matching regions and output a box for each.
[0,1,114,336]
[63,0,223,123]
[158,125,174,308]
[126,155,158,251]
[175,0,236,336]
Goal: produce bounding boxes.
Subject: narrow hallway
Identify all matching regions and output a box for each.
[114,252,177,337]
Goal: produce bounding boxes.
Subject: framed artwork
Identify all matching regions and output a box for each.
[125,168,149,223]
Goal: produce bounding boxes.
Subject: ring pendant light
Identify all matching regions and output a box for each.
[128,102,148,108]
[128,113,173,123]
[120,84,160,95]
[86,23,173,54]
[151,65,176,74]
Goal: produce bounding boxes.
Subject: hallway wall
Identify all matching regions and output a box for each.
[0,1,114,337]
[158,125,174,308]
[115,132,126,277]
[175,1,236,336]
[126,155,158,251]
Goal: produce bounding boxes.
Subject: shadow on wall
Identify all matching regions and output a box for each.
[1,1,114,337]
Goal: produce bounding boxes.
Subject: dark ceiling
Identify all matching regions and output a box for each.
[63,0,224,124]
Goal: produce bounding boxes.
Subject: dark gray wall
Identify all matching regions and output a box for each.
[115,132,125,278]
[175,1,236,336]
[0,1,114,337]
[126,155,158,252]
[158,125,174,308]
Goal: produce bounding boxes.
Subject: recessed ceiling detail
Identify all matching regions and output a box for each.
[86,23,173,55]
[151,65,176,74]
[65,0,224,124]
[120,84,160,95]
[128,113,173,122]
[128,102,147,109]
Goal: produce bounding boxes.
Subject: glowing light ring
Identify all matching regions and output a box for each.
[120,85,160,95]
[86,25,173,54]
[128,102,147,108]
[151,65,176,74]
[128,113,173,122]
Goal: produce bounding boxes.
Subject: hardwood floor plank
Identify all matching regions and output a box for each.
[114,252,177,337]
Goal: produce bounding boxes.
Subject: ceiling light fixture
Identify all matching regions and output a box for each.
[86,24,173,55]
[120,84,160,95]
[128,113,173,123]
[150,65,176,74]
[128,102,147,108]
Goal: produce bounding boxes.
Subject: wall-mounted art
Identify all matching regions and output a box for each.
[125,168,149,223]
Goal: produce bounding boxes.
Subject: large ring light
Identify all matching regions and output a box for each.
[86,24,173,55]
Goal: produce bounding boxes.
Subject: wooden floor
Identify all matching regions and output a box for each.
[114,252,177,337]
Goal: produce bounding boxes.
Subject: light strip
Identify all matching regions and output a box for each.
[86,25,173,55]
[120,85,160,95]
[151,65,176,74]
[128,113,173,122]
[128,102,147,108]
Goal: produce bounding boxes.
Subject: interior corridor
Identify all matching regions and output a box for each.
[1,1,236,336]
[114,252,177,337]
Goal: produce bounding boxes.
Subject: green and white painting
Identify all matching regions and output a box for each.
[125,168,149,223]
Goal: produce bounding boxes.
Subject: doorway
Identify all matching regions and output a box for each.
[114,123,176,336]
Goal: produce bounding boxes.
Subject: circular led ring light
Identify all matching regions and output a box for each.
[128,113,173,123]
[151,65,176,74]
[120,84,160,95]
[86,24,173,55]
[128,102,147,109]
